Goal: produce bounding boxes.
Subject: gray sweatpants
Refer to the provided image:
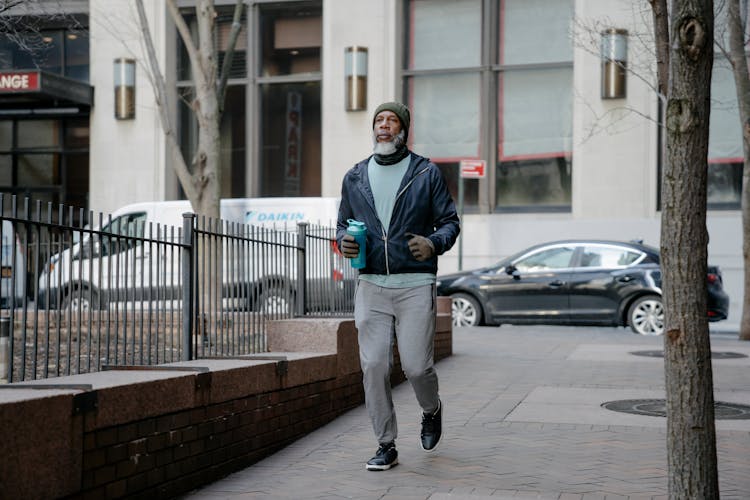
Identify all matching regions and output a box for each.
[354,280,439,445]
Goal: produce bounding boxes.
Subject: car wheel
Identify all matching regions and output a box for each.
[628,295,664,336]
[451,293,482,327]
[258,287,295,316]
[62,288,102,311]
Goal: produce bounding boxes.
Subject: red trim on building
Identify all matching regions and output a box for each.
[500,151,570,162]
[708,157,742,164]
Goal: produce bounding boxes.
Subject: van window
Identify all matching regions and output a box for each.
[99,212,147,256]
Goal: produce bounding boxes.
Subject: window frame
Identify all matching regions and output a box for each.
[402,0,575,213]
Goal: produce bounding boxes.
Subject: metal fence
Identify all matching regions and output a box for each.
[0,194,356,382]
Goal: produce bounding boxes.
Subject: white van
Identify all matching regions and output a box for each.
[1,219,25,308]
[37,197,348,313]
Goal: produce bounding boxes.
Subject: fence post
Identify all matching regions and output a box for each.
[181,213,195,361]
[296,222,307,317]
[0,316,9,383]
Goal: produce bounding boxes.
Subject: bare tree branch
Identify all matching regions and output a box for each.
[0,0,25,14]
[134,0,198,203]
[166,0,208,95]
[573,16,660,96]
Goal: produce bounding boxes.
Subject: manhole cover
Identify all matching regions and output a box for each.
[602,399,750,419]
[629,350,748,359]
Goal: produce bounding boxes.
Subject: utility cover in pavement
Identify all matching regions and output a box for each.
[629,350,747,359]
[602,399,750,419]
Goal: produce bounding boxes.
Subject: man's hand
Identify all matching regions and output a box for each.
[406,232,435,262]
[340,234,360,259]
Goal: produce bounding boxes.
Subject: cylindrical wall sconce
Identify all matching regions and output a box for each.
[345,46,367,111]
[600,29,628,99]
[114,58,136,120]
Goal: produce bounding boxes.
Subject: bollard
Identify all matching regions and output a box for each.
[0,316,9,383]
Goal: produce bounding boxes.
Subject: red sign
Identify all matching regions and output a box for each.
[460,159,486,179]
[0,71,40,92]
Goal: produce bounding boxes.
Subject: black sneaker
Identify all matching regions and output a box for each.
[366,442,398,471]
[420,399,443,452]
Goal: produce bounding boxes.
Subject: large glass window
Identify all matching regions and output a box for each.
[176,1,322,199]
[409,0,481,70]
[499,68,572,159]
[410,73,480,159]
[0,27,89,82]
[405,0,483,210]
[257,1,322,197]
[501,0,572,65]
[259,3,321,77]
[0,117,89,214]
[177,11,247,81]
[259,82,321,197]
[404,0,574,212]
[496,0,573,211]
[497,157,571,209]
[706,57,742,208]
[176,6,248,200]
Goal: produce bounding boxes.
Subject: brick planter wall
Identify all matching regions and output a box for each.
[0,298,452,499]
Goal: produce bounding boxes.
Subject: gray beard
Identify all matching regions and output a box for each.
[372,130,406,155]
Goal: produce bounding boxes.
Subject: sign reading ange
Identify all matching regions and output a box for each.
[0,71,40,92]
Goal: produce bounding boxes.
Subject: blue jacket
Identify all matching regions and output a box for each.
[336,152,460,275]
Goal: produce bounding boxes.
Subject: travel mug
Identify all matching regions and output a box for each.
[346,219,366,269]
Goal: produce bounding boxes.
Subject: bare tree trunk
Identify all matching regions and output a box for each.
[726,0,750,340]
[137,0,242,331]
[136,0,243,220]
[660,1,719,497]
[192,0,221,219]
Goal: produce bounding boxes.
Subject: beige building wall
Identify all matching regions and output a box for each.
[572,0,660,219]
[88,0,169,215]
[321,0,400,198]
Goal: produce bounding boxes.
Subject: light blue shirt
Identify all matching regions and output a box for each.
[367,154,410,234]
[360,154,435,289]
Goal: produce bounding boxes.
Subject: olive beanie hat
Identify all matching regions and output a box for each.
[373,101,410,140]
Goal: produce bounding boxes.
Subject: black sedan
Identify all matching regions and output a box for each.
[437,239,730,335]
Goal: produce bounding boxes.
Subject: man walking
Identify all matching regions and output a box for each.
[336,101,460,471]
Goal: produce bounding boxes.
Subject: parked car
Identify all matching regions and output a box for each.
[437,239,730,335]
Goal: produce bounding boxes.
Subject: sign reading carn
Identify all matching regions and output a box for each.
[0,71,40,92]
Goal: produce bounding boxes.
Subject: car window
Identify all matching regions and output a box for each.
[579,245,644,268]
[514,246,575,272]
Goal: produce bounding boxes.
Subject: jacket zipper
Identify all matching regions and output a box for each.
[383,166,429,275]
[395,167,429,201]
[382,227,389,274]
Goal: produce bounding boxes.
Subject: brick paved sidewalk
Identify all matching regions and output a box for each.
[183,325,750,500]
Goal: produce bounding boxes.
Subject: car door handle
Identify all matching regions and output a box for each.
[549,280,565,287]
[617,276,633,283]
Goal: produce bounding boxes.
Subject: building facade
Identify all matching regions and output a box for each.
[0,0,745,327]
